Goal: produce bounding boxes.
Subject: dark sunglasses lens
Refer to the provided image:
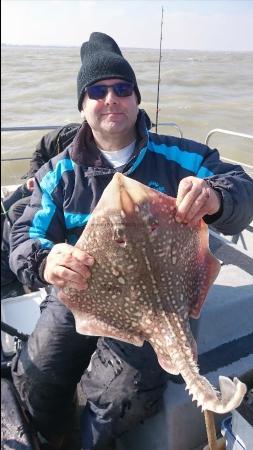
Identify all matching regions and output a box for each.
[86,83,134,100]
[114,83,134,97]
[87,85,108,100]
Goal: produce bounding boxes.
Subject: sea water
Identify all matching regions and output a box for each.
[1,45,253,184]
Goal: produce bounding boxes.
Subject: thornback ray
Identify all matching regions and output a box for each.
[60,173,246,414]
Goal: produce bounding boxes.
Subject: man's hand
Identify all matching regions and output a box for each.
[26,177,35,192]
[43,243,94,290]
[175,176,221,227]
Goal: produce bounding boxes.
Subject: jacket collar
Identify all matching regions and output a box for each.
[70,109,151,171]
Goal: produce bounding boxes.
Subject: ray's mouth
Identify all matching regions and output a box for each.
[113,225,127,247]
[115,238,127,247]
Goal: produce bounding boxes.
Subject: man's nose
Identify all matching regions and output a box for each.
[104,87,118,103]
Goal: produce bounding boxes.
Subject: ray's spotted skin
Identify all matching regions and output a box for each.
[60,173,246,414]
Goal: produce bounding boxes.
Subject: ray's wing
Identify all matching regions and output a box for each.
[187,220,220,318]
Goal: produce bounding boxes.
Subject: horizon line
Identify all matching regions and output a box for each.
[1,43,253,53]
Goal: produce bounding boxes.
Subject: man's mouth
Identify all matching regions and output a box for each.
[102,111,124,116]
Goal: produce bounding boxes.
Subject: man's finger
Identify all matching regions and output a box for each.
[54,253,93,279]
[187,206,210,227]
[53,265,90,285]
[50,248,94,275]
[51,243,94,265]
[71,247,94,265]
[176,185,203,222]
[67,260,92,280]
[184,189,210,222]
[53,273,88,290]
[176,178,193,207]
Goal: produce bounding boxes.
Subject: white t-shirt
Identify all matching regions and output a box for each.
[99,140,136,168]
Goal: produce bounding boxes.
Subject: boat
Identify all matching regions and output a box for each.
[1,124,253,450]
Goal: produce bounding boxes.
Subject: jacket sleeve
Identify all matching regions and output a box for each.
[9,162,66,289]
[22,124,80,179]
[22,128,63,179]
[196,145,253,235]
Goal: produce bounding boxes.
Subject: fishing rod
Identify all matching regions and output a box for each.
[1,321,29,342]
[155,6,164,133]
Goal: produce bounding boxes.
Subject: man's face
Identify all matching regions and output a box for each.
[81,79,139,138]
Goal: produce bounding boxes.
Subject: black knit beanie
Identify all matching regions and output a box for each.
[77,32,141,111]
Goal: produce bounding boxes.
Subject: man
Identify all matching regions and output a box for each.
[9,32,253,450]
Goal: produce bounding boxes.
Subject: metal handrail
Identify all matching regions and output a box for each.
[152,122,183,138]
[205,128,253,145]
[205,128,253,169]
[205,129,253,249]
[1,123,184,162]
[1,125,61,161]
[2,157,33,161]
[1,125,61,132]
[1,122,184,135]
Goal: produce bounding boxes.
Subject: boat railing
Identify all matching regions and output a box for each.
[205,128,253,175]
[1,123,184,162]
[2,123,252,174]
[205,128,253,248]
[1,122,184,135]
[1,125,61,161]
[152,122,183,138]
[1,126,61,132]
[205,128,253,146]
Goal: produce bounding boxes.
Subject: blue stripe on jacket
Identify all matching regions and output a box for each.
[64,212,91,229]
[40,158,76,193]
[148,140,213,176]
[29,190,55,248]
[197,166,214,178]
[29,158,76,247]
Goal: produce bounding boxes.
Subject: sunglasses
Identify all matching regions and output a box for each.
[86,82,134,100]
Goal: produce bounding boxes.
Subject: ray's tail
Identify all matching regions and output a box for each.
[178,355,246,414]
[156,331,247,414]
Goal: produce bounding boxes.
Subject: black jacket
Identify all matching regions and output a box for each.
[22,123,81,179]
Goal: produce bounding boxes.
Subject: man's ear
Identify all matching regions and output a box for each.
[80,110,85,120]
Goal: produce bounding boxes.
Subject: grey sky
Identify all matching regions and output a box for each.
[2,0,253,51]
